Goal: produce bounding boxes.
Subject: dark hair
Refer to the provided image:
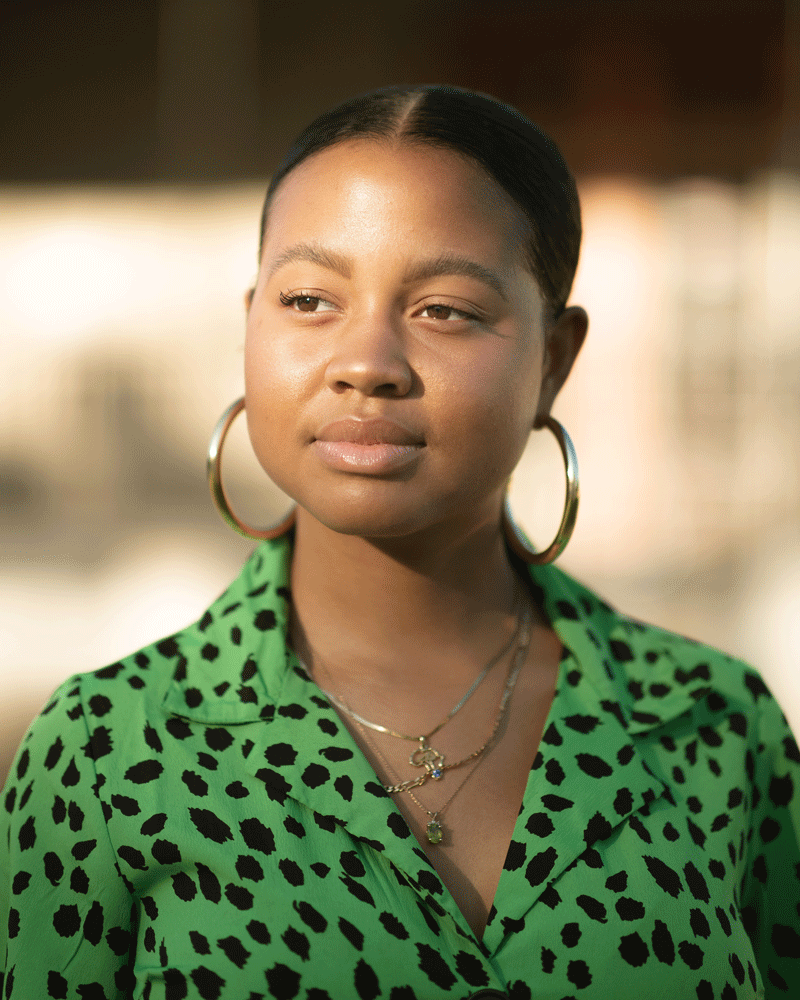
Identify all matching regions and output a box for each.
[259,85,581,321]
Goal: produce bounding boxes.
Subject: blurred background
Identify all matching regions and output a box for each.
[2,0,799,785]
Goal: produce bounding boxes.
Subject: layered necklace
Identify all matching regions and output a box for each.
[303,591,532,844]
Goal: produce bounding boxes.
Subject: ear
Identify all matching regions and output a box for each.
[534,305,588,427]
[244,287,255,312]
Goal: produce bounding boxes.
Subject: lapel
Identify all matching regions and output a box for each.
[238,657,463,923]
[482,562,717,955]
[160,537,460,924]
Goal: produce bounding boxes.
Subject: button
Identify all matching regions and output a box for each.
[466,992,510,999]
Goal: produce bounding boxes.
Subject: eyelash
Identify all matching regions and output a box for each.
[279,291,321,307]
[278,290,480,323]
[419,303,480,322]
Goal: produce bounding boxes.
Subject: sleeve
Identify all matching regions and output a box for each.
[740,689,800,999]
[1,677,136,1000]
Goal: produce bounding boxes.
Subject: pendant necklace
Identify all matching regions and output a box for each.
[356,718,488,845]
[302,584,524,789]
[356,601,531,844]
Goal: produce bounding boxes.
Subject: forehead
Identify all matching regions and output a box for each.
[263,140,532,270]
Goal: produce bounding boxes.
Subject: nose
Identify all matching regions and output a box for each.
[324,316,413,398]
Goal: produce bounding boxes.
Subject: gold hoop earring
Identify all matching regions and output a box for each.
[207,396,297,540]
[503,416,579,565]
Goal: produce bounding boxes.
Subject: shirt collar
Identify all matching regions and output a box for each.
[161,534,716,734]
[158,535,718,944]
[161,536,294,724]
[525,559,716,735]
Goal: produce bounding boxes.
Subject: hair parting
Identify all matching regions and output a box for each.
[259,85,582,321]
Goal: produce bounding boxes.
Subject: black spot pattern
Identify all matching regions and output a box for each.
[0,535,797,997]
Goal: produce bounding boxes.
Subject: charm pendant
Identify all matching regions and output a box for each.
[409,742,445,780]
[426,819,443,844]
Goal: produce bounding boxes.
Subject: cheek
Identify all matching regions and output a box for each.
[435,364,540,485]
[243,322,310,485]
[452,338,541,429]
[246,312,306,392]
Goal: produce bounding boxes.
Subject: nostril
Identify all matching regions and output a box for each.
[332,381,401,396]
[324,351,414,398]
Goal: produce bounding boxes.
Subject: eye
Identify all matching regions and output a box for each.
[418,302,478,322]
[279,291,336,313]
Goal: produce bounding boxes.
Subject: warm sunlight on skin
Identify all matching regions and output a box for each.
[244,141,581,543]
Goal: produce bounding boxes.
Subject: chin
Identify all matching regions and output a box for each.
[296,484,442,541]
[306,505,426,540]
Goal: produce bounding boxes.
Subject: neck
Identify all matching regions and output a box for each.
[288,506,525,690]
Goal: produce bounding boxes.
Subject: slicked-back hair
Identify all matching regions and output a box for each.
[259,85,581,322]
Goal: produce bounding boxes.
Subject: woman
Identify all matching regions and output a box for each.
[1,85,798,1000]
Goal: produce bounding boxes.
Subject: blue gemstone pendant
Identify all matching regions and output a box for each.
[409,742,445,778]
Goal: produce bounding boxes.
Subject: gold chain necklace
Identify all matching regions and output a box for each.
[302,586,524,785]
[356,718,486,845]
[356,603,532,844]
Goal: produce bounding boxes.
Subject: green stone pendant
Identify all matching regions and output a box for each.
[426,820,443,844]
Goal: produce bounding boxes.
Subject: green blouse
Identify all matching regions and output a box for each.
[2,536,798,999]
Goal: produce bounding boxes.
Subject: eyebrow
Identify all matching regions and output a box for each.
[268,242,507,300]
[403,252,507,300]
[267,243,352,280]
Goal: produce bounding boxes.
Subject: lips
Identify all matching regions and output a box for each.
[312,418,424,474]
[314,418,424,447]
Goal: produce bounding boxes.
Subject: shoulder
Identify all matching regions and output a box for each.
[2,634,185,810]
[532,561,794,744]
[4,538,292,796]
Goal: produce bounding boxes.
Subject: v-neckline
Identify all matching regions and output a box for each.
[372,634,573,947]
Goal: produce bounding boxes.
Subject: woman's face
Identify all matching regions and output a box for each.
[245,140,580,540]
